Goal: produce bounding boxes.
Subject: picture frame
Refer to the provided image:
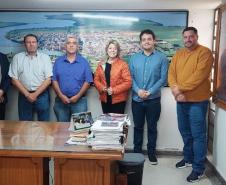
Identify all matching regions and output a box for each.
[212,4,226,110]
[0,10,188,72]
[69,111,93,132]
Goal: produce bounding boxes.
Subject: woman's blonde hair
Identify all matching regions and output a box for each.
[105,40,121,58]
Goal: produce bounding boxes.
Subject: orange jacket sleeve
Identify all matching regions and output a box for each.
[94,65,106,94]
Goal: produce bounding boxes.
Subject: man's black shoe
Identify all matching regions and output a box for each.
[175,159,192,168]
[187,170,204,182]
[148,154,158,165]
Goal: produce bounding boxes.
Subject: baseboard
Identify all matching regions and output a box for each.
[206,159,226,185]
[125,149,183,156]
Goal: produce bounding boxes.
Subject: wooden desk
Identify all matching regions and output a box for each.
[0,121,122,185]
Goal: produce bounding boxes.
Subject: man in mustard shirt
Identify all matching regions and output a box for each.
[168,27,213,182]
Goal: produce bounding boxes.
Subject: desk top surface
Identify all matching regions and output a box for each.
[0,120,122,160]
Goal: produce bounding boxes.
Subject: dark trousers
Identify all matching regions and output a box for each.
[132,98,161,154]
[0,102,6,120]
[101,101,126,114]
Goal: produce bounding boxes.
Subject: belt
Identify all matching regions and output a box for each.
[28,90,48,94]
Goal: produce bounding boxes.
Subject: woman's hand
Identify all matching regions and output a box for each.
[107,87,113,95]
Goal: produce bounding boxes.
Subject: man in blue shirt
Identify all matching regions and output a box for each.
[129,29,168,165]
[52,35,93,122]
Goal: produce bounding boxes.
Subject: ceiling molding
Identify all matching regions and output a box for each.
[0,0,222,10]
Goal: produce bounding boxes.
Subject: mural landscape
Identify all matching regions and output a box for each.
[0,11,188,71]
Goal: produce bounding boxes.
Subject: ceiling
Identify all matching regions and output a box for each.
[0,0,222,10]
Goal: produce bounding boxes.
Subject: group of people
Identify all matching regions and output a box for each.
[0,26,213,183]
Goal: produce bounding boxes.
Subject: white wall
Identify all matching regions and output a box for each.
[188,10,214,48]
[213,108,226,180]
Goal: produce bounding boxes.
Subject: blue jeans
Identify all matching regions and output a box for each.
[18,90,50,121]
[54,96,87,122]
[177,101,208,173]
[132,98,161,154]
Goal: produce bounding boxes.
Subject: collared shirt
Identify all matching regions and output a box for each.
[129,50,168,102]
[52,54,93,97]
[8,51,52,91]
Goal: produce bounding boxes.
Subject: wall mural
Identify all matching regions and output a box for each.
[0,11,188,71]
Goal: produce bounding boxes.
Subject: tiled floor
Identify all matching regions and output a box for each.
[49,155,223,185]
[142,155,222,185]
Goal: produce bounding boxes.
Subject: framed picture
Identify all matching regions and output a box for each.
[0,11,188,71]
[213,4,226,110]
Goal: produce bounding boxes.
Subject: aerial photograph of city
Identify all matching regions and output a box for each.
[0,11,188,71]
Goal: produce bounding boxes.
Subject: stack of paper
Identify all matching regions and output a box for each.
[65,130,92,145]
[89,113,129,151]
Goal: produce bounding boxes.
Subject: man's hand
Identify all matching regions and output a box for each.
[26,92,38,103]
[143,91,150,99]
[0,90,4,98]
[70,95,79,103]
[176,94,186,102]
[0,96,4,103]
[171,85,181,98]
[59,94,70,104]
[138,89,146,98]
[0,90,4,103]
[138,89,151,99]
